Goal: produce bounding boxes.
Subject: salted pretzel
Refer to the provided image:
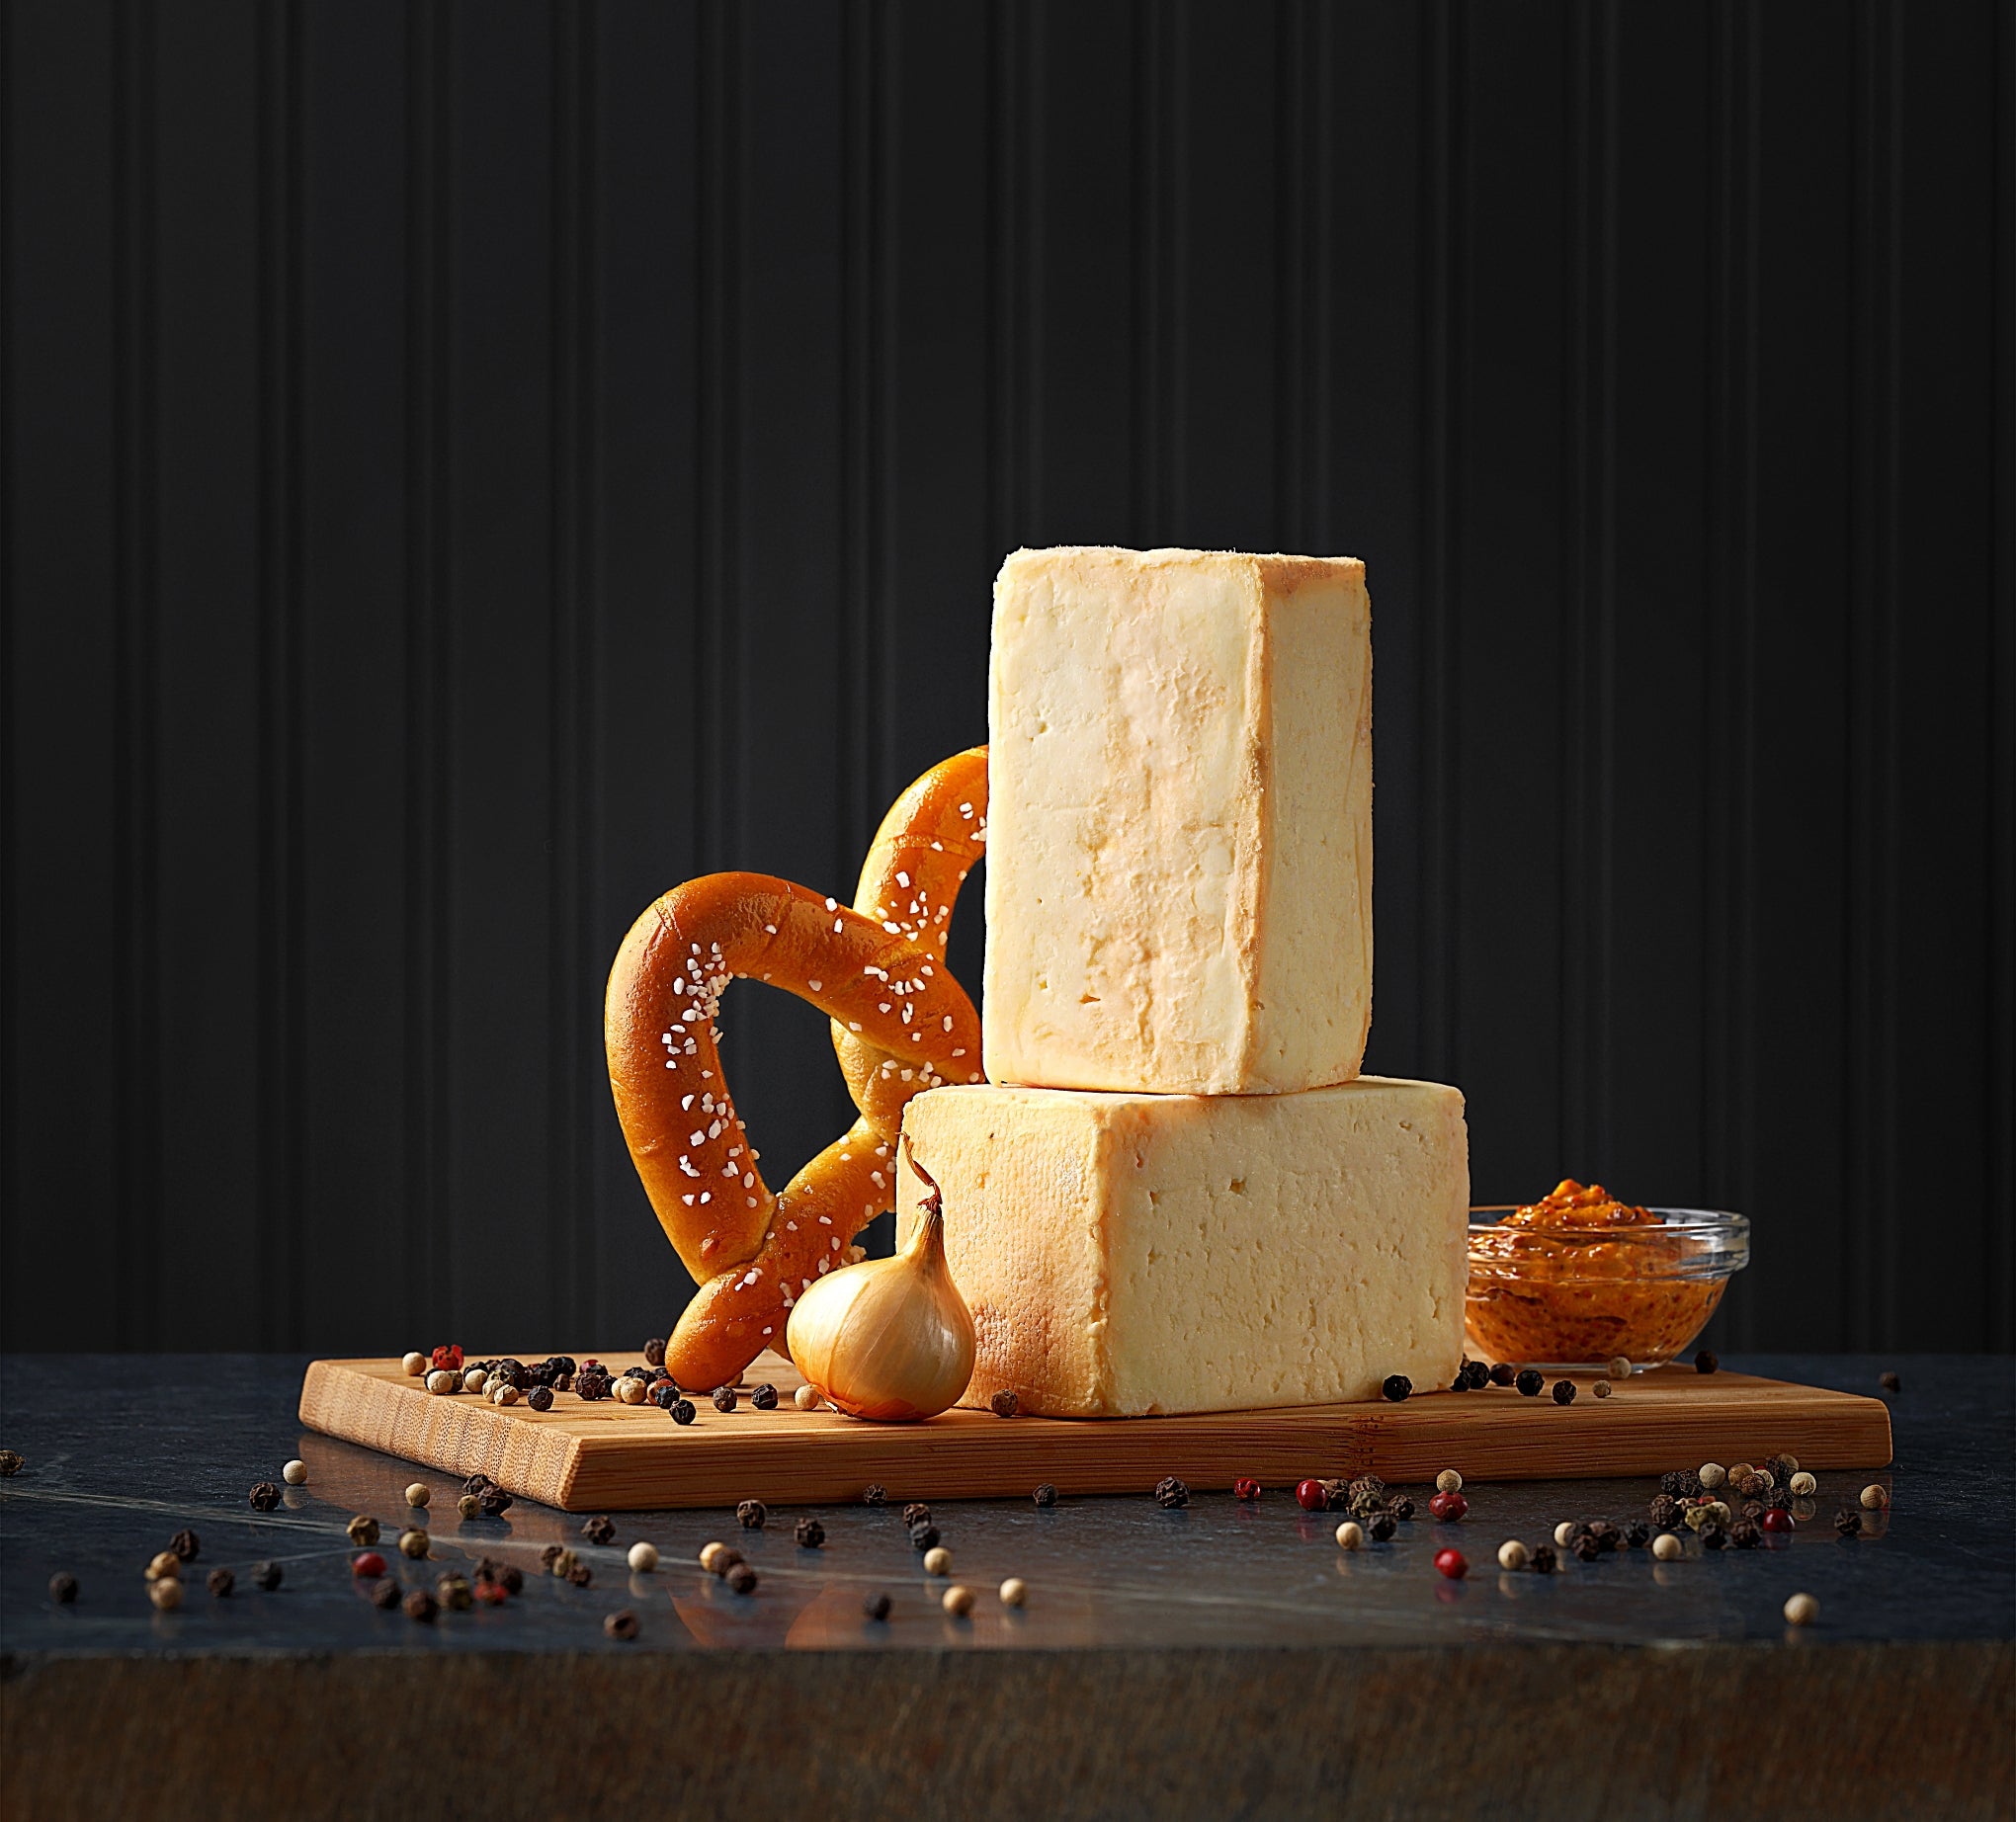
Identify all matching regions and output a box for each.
[606,748,988,1390]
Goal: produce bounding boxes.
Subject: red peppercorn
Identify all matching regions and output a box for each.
[474,1581,508,1605]
[1234,1477,1261,1501]
[352,1551,387,1577]
[1295,1479,1325,1512]
[1428,1491,1470,1523]
[431,1344,463,1371]
[1760,1509,1795,1533]
[1434,1547,1469,1580]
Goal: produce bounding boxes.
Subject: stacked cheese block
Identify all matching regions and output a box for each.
[896,547,1469,1416]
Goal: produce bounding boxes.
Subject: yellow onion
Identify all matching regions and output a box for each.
[787,1144,974,1421]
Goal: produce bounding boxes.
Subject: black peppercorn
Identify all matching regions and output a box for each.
[1736,1471,1768,1500]
[863,1591,891,1620]
[1624,1521,1649,1549]
[479,1488,513,1517]
[1740,1500,1764,1523]
[902,1502,932,1528]
[1515,1368,1544,1396]
[248,1482,281,1512]
[1382,1374,1412,1402]
[541,1544,564,1571]
[863,1484,886,1505]
[1693,1349,1719,1374]
[909,1523,941,1551]
[736,1499,767,1530]
[462,1473,492,1496]
[795,1517,825,1548]
[1369,1512,1397,1542]
[250,1561,283,1591]
[1489,1363,1517,1387]
[1154,1476,1189,1510]
[1463,1360,1491,1390]
[1346,1485,1382,1518]
[1698,1521,1726,1549]
[669,1398,696,1424]
[1531,1543,1558,1574]
[370,1577,400,1609]
[0,1450,23,1476]
[1766,1452,1798,1481]
[575,1364,612,1402]
[1033,1483,1057,1509]
[1659,1470,1702,1499]
[1570,1532,1602,1562]
[206,1567,234,1598]
[499,1564,524,1595]
[725,1562,758,1595]
[403,1589,438,1621]
[48,1572,78,1604]
[1729,1520,1762,1548]
[605,1609,639,1640]
[566,1561,593,1587]
[713,1386,739,1413]
[1648,1494,1682,1529]
[650,1381,680,1410]
[1449,1372,1470,1393]
[528,1385,553,1412]
[1551,1379,1577,1406]
[168,1529,201,1562]
[1586,1520,1620,1552]
[1880,1370,1901,1393]
[1834,1509,1863,1537]
[1388,1494,1416,1522]
[582,1515,616,1545]
[989,1389,1021,1418]
[750,1383,779,1411]
[643,1337,666,1366]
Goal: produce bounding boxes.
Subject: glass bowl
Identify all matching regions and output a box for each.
[1465,1205,1750,1371]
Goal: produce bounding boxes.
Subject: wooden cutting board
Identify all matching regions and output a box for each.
[297,1351,1893,1512]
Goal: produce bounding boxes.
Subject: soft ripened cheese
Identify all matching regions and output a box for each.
[896,1076,1467,1416]
[983,546,1373,1095]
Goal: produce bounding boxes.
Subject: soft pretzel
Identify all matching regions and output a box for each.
[606,748,987,1390]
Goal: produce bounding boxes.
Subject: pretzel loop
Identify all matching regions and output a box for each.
[605,748,987,1390]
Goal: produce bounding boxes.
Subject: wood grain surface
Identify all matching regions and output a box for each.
[298,1353,1893,1511]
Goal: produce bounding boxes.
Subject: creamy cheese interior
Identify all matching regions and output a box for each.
[898,1076,1467,1416]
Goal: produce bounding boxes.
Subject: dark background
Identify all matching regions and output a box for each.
[3,1,2010,1356]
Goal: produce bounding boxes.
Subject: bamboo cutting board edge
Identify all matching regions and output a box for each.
[297,1353,1893,1512]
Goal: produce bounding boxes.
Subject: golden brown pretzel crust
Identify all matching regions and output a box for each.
[605,748,987,1389]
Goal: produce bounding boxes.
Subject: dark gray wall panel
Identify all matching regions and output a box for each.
[2,0,2008,1354]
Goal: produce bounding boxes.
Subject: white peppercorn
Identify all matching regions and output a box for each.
[282,1459,308,1487]
[923,1546,952,1577]
[1789,1471,1816,1497]
[699,1541,729,1574]
[1497,1539,1529,1571]
[404,1483,431,1510]
[1592,1380,1612,1398]
[462,1366,487,1393]
[999,1577,1028,1608]
[1698,1462,1726,1490]
[490,1381,521,1406]
[1729,1462,1754,1483]
[148,1576,184,1612]
[458,1494,480,1521]
[628,1541,659,1573]
[1435,1469,1463,1494]
[1332,1521,1364,1550]
[1783,1591,1819,1626]
[1860,1484,1889,1511]
[426,1368,459,1396]
[1605,1357,1632,1379]
[942,1584,975,1616]
[1554,1521,1577,1547]
[1651,1532,1683,1562]
[144,1550,182,1583]
[794,1384,821,1411]
[397,1528,429,1559]
[616,1375,647,1405]
[401,1351,427,1376]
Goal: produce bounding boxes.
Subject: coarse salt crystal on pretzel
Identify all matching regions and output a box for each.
[605,748,987,1391]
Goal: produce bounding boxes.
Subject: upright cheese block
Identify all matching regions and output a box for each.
[896,1077,1467,1416]
[984,546,1373,1096]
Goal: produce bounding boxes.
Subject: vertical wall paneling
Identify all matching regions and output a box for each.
[2,1,2006,1353]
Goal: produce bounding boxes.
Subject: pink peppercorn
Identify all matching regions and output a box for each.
[1761,1509,1795,1534]
[431,1344,463,1372]
[1429,1491,1470,1523]
[1234,1478,1261,1502]
[352,1551,387,1577]
[1434,1547,1469,1580]
[1295,1479,1325,1513]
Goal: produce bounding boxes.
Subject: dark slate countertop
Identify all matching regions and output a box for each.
[3,1353,2011,1820]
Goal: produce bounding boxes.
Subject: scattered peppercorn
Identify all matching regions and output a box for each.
[902,1502,932,1527]
[1879,1371,1900,1393]
[1586,1521,1621,1553]
[1531,1543,1559,1574]
[1660,1470,1704,1499]
[48,1571,78,1604]
[404,1482,431,1510]
[1448,1371,1470,1393]
[566,1561,593,1587]
[734,1498,767,1530]
[1768,1452,1800,1479]
[942,1584,976,1617]
[1700,1522,1728,1549]
[248,1482,281,1512]
[1463,1360,1491,1390]
[528,1386,554,1412]
[725,1562,758,1595]
[1834,1509,1862,1537]
[643,1337,666,1366]
[1624,1521,1649,1549]
[1650,1532,1683,1562]
[1000,1577,1028,1608]
[282,1459,308,1486]
[863,1485,886,1505]
[1606,1357,1633,1379]
[1648,1494,1682,1529]
[1551,1379,1576,1406]
[1789,1471,1816,1497]
[1489,1363,1517,1387]
[575,1364,613,1402]
[402,1589,437,1622]
[1388,1494,1417,1522]
[1783,1591,1819,1625]
[148,1578,184,1612]
[1369,1512,1398,1543]
[988,1388,1020,1418]
[1154,1476,1189,1510]
[1233,1477,1261,1501]
[582,1515,617,1546]
[1433,1547,1468,1580]
[541,1544,565,1572]
[1727,1519,1760,1548]
[1860,1484,1889,1511]
[1515,1369,1544,1396]
[909,1524,941,1552]
[1760,1509,1794,1535]
[436,1574,473,1612]
[750,1383,779,1411]
[863,1591,891,1620]
[1382,1374,1412,1402]
[795,1518,826,1548]
[478,1487,513,1517]
[458,1495,480,1521]
[401,1351,427,1375]
[713,1386,739,1413]
[250,1561,283,1591]
[1570,1532,1602,1563]
[795,1384,822,1411]
[1694,1350,1719,1374]
[352,1551,387,1578]
[1033,1484,1057,1509]
[923,1546,953,1576]
[1497,1539,1529,1570]
[0,1450,24,1476]
[668,1398,696,1424]
[1335,1521,1365,1550]
[1428,1492,1469,1522]
[1296,1479,1325,1513]
[397,1529,429,1559]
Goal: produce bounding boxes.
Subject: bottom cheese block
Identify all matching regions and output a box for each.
[895,1076,1469,1416]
